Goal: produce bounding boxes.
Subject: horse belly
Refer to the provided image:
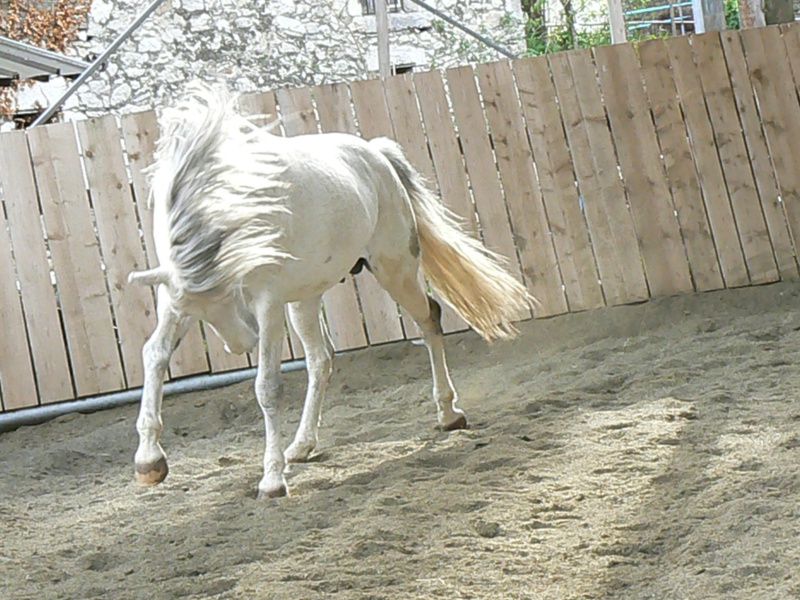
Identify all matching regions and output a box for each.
[247,213,373,303]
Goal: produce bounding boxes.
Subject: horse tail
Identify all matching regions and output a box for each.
[371,137,534,342]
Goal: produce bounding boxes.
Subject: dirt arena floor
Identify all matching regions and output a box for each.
[2,282,800,600]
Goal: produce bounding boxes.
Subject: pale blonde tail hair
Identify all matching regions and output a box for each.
[371,138,535,342]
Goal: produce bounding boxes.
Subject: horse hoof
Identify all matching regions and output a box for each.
[134,458,169,486]
[285,443,314,464]
[257,483,288,499]
[285,453,310,464]
[440,414,468,432]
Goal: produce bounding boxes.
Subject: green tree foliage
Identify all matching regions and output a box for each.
[725,0,741,28]
[527,21,612,54]
[522,0,741,56]
[522,0,613,56]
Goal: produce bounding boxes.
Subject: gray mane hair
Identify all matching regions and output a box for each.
[149,82,292,300]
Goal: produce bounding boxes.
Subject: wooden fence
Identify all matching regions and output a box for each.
[2,25,800,412]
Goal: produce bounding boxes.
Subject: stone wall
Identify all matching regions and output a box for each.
[54,0,523,120]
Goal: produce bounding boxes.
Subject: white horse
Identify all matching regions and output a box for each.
[128,83,533,498]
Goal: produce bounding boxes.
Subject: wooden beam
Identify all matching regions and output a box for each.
[607,0,627,44]
[692,0,727,32]
[738,0,765,28]
[765,0,794,24]
[375,0,390,77]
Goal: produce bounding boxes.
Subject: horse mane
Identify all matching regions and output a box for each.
[149,82,292,300]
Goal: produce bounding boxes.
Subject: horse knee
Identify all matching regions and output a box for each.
[308,350,333,384]
[255,376,283,414]
[143,336,171,374]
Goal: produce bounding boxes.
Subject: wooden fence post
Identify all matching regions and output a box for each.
[607,0,627,44]
[375,0,391,77]
[693,0,727,32]
[738,0,765,27]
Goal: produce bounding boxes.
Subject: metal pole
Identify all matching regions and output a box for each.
[31,0,169,127]
[0,359,307,433]
[405,0,518,59]
[679,1,686,34]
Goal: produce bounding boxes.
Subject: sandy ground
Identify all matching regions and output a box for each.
[2,282,800,600]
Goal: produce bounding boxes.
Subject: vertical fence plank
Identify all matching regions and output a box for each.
[780,21,800,79]
[638,39,725,292]
[734,27,800,279]
[350,79,422,338]
[29,123,126,397]
[413,70,477,232]
[0,131,73,403]
[594,44,693,298]
[314,82,357,133]
[780,23,800,270]
[444,66,528,300]
[476,61,567,316]
[314,84,403,344]
[277,88,367,350]
[664,36,749,289]
[549,50,649,306]
[118,112,158,258]
[0,212,38,409]
[120,110,213,378]
[384,73,470,333]
[513,56,605,311]
[382,75,437,183]
[690,32,778,285]
[238,90,280,130]
[350,78,396,139]
[76,116,156,387]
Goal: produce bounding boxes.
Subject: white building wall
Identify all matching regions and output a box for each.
[50,0,524,120]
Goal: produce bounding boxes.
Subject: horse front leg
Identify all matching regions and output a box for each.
[134,287,193,486]
[254,300,289,498]
[285,296,334,463]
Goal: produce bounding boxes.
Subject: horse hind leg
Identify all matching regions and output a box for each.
[369,250,467,431]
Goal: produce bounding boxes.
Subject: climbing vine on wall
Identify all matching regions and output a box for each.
[0,0,91,119]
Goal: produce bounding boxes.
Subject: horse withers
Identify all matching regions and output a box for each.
[128,83,533,498]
